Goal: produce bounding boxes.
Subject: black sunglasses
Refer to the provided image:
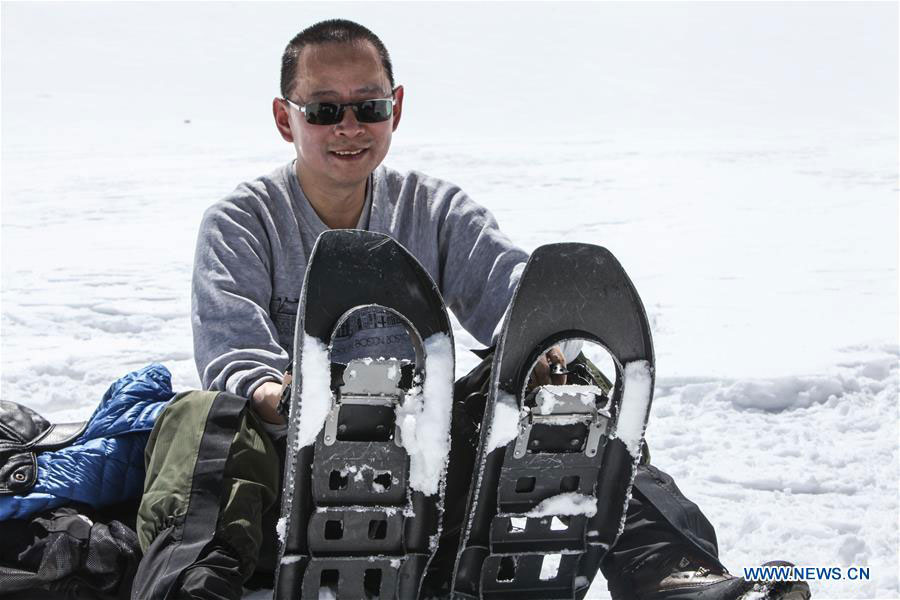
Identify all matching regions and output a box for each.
[283,96,394,125]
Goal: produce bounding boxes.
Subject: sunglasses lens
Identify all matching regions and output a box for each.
[300,99,392,125]
[305,102,342,125]
[355,99,393,123]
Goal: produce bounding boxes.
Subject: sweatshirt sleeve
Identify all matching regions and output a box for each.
[435,188,529,346]
[191,197,289,397]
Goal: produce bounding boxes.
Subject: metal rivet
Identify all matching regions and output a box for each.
[530,439,540,447]
[570,438,581,446]
[13,472,26,482]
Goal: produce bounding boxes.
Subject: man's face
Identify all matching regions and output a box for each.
[276,41,402,194]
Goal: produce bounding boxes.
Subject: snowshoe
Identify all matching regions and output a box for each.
[451,243,655,599]
[274,230,455,600]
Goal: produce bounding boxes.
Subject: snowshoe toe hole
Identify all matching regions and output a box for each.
[329,470,349,490]
[497,556,518,582]
[539,554,562,581]
[364,569,382,598]
[367,519,387,540]
[324,519,344,540]
[320,569,339,594]
[515,477,536,493]
[560,475,580,492]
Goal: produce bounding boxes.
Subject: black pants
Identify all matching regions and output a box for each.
[425,354,724,597]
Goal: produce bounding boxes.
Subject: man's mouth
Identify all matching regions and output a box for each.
[330,148,367,159]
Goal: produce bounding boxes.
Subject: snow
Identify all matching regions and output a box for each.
[318,588,337,600]
[394,333,454,495]
[275,517,286,544]
[535,384,603,415]
[540,553,562,581]
[386,363,398,381]
[2,3,897,600]
[615,361,653,458]
[316,505,398,516]
[295,335,332,449]
[526,493,599,518]
[486,391,520,453]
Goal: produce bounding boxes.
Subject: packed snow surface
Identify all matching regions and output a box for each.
[395,333,454,495]
[3,4,897,599]
[616,360,653,457]
[295,335,332,449]
[486,390,520,452]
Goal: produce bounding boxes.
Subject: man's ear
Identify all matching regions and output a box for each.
[273,98,294,142]
[391,85,404,132]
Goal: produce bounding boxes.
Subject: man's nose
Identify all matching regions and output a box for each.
[335,106,364,135]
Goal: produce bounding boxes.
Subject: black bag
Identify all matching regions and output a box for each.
[0,400,87,496]
[0,502,141,599]
[0,401,141,599]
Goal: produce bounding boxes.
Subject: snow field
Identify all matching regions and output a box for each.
[646,347,899,599]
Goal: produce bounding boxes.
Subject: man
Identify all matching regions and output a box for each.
[133,19,809,600]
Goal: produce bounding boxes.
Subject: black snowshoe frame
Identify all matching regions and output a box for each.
[275,230,454,600]
[452,243,655,600]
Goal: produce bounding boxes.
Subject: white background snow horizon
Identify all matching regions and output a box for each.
[1,2,897,598]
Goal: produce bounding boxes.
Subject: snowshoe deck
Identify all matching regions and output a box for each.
[452,243,655,599]
[275,230,454,600]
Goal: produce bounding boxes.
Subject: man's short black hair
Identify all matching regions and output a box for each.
[280,19,395,98]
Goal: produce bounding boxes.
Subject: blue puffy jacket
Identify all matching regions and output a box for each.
[0,364,174,521]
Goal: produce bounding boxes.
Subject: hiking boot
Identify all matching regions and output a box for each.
[743,561,812,600]
[625,556,812,599]
[629,555,752,599]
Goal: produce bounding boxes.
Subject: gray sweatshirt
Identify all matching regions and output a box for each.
[192,161,528,397]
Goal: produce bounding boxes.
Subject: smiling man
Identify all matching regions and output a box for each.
[277,39,400,226]
[131,19,809,600]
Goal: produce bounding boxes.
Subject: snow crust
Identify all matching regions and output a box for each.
[616,360,653,457]
[395,333,454,495]
[295,335,333,449]
[486,391,520,452]
[526,492,598,518]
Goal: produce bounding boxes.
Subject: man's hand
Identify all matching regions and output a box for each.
[528,345,568,390]
[251,371,291,424]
